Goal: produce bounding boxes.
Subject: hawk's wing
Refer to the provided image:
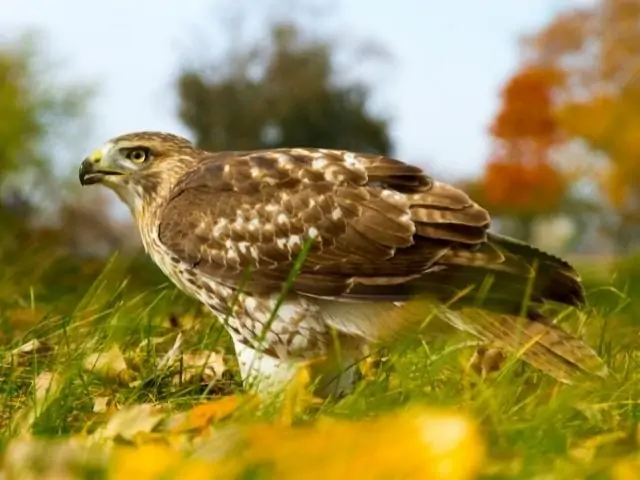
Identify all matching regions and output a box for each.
[156,148,582,310]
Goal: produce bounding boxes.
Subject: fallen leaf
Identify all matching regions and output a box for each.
[169,395,254,434]
[10,371,63,433]
[193,406,485,480]
[91,404,165,443]
[83,344,131,383]
[93,396,113,414]
[109,443,218,480]
[172,350,227,386]
[3,339,51,367]
[612,458,640,480]
[109,443,180,480]
[34,371,62,403]
[3,437,108,480]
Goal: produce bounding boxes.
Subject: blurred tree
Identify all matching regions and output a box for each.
[177,22,392,155]
[522,0,640,252]
[0,45,42,181]
[475,65,569,242]
[0,34,91,195]
[0,33,99,258]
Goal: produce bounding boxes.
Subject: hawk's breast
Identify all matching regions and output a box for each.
[141,216,331,359]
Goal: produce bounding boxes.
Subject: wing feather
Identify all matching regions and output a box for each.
[157,148,582,309]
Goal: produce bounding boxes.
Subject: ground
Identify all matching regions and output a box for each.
[0,246,639,479]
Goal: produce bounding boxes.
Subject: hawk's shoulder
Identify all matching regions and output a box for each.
[167,147,434,197]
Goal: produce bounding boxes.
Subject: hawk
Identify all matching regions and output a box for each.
[78,131,607,397]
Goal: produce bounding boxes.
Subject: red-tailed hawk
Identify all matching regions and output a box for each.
[79,131,607,397]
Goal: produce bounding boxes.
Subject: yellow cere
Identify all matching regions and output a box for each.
[89,149,103,163]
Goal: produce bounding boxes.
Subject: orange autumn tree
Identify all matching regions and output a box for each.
[558,90,640,217]
[478,65,568,242]
[523,0,640,251]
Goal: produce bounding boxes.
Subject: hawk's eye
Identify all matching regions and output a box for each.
[127,148,149,163]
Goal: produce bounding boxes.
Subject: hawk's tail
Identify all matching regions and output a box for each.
[438,306,609,383]
[408,233,607,383]
[320,228,609,382]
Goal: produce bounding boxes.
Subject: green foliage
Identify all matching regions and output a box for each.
[0,33,92,200]
[177,23,392,154]
[0,49,39,178]
[0,32,98,266]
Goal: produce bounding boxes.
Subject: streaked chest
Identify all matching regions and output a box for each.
[138,214,231,310]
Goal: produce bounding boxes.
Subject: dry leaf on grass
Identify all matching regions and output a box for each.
[2,438,108,480]
[3,339,51,367]
[172,350,227,385]
[91,404,165,443]
[92,396,116,414]
[10,371,63,433]
[154,332,228,388]
[83,345,132,383]
[33,372,61,407]
[168,395,258,434]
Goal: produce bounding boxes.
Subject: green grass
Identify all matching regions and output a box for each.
[1,245,640,479]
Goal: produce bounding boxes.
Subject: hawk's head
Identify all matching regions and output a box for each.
[79,131,199,215]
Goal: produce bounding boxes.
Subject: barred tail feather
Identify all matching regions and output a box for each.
[439,307,609,383]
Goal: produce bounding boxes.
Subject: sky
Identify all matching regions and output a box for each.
[2,0,579,181]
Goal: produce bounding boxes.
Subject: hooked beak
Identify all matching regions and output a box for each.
[79,158,123,186]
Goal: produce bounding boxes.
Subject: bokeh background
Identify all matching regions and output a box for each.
[1,0,639,331]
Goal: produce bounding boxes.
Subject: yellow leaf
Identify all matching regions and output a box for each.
[110,444,223,480]
[612,458,640,480]
[557,95,615,145]
[177,459,221,480]
[171,395,254,433]
[92,404,165,443]
[279,363,322,427]
[83,344,132,383]
[603,166,630,210]
[194,407,485,480]
[109,444,181,480]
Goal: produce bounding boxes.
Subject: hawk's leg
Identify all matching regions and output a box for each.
[466,344,506,378]
[232,336,366,399]
[232,338,300,397]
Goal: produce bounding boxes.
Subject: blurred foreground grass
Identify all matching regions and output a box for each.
[0,246,640,479]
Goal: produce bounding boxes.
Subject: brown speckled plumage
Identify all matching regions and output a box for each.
[79,131,608,396]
